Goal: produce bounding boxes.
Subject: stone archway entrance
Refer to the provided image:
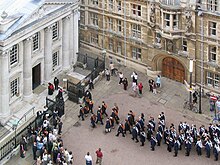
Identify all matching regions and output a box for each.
[162,57,185,83]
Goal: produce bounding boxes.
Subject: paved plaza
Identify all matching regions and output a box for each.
[6,65,218,165]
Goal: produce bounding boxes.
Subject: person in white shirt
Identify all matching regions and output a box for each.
[85,152,92,165]
[118,72,123,85]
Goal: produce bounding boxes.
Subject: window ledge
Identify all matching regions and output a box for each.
[207,61,218,68]
[178,51,188,57]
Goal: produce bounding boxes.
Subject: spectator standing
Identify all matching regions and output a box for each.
[118,72,123,85]
[85,152,93,165]
[95,148,103,165]
[54,77,59,90]
[109,62,115,76]
[123,78,128,90]
[138,82,143,95]
[156,75,161,88]
[89,79,94,90]
[105,69,110,81]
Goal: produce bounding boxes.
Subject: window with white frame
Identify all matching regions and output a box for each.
[109,38,113,51]
[32,32,39,51]
[80,11,85,25]
[92,0,98,5]
[164,13,170,27]
[10,44,18,66]
[207,72,219,88]
[173,14,178,29]
[52,22,59,40]
[132,47,141,60]
[132,24,141,39]
[109,0,113,10]
[209,21,217,36]
[132,4,141,17]
[90,13,98,26]
[117,41,122,54]
[209,46,217,62]
[207,0,218,11]
[117,0,122,11]
[91,33,99,45]
[117,20,122,32]
[108,18,113,31]
[10,77,19,98]
[52,51,59,68]
[182,39,187,52]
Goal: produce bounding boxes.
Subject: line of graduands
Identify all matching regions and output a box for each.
[24,105,74,164]
[78,90,220,161]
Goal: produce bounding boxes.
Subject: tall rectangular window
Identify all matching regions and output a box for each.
[117,41,122,54]
[117,0,122,11]
[109,39,113,51]
[109,0,113,10]
[182,39,187,52]
[91,33,99,45]
[164,13,170,27]
[117,20,122,32]
[132,47,141,60]
[173,14,178,29]
[32,32,39,51]
[10,44,18,66]
[52,22,59,40]
[90,13,98,26]
[207,72,219,88]
[132,4,141,17]
[209,46,217,62]
[109,18,113,31]
[10,77,19,98]
[207,0,218,11]
[209,21,217,36]
[132,24,141,39]
[52,51,59,68]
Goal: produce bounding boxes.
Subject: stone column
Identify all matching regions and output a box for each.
[73,10,79,65]
[62,16,70,70]
[44,26,53,83]
[23,38,33,100]
[0,51,10,119]
[69,13,74,65]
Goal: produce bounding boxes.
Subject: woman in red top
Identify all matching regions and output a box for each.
[138,82,143,95]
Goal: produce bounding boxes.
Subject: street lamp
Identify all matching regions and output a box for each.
[189,59,193,110]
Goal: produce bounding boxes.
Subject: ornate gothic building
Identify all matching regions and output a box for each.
[79,0,220,94]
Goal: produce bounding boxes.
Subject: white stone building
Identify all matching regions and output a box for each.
[0,0,80,125]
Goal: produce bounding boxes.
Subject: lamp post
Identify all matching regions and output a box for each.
[189,59,193,110]
[102,49,106,69]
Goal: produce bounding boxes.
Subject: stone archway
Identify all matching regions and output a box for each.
[162,57,185,83]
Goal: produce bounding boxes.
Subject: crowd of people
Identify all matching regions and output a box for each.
[19,77,73,165]
[78,68,220,164]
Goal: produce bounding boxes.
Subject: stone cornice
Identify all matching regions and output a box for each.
[3,3,79,48]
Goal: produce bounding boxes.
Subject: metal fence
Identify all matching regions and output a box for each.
[68,53,105,103]
[0,101,56,162]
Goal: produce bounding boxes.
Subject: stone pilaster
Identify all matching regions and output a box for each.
[62,16,70,70]
[44,26,53,83]
[0,50,10,118]
[69,13,74,65]
[23,37,33,100]
[73,10,79,65]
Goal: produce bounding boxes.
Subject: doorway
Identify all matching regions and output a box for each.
[32,63,41,90]
[162,57,185,83]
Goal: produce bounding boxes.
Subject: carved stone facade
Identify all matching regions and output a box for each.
[79,0,220,94]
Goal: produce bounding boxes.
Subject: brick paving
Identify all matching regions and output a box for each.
[6,65,218,165]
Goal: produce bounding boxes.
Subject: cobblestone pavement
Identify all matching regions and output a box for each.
[6,65,218,165]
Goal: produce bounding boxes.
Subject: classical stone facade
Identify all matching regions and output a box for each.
[0,0,80,124]
[79,0,220,94]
